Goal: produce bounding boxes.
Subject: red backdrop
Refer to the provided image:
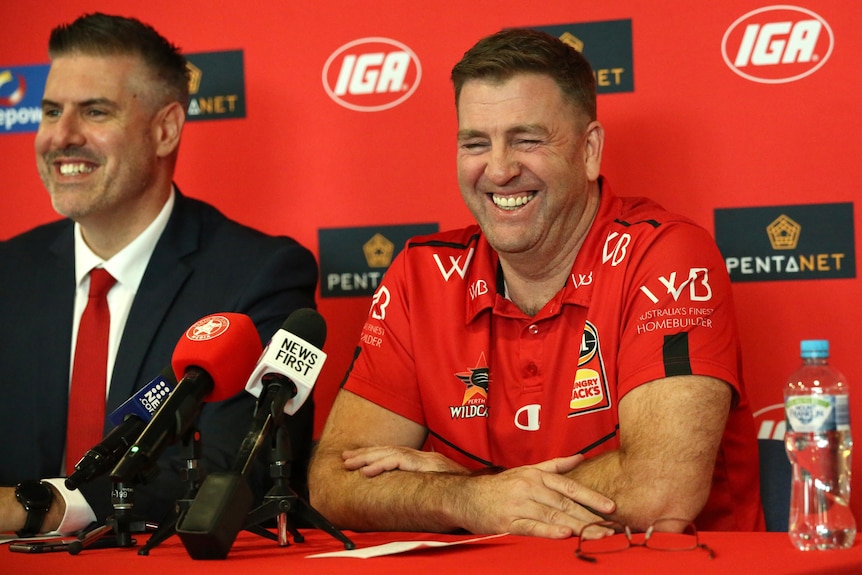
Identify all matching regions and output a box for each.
[1,0,859,524]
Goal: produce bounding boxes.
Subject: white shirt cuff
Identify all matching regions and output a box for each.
[43,477,97,535]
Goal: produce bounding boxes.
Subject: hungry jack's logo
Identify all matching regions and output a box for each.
[569,321,611,417]
[450,354,490,420]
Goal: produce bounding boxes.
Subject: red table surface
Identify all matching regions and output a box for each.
[2,529,860,575]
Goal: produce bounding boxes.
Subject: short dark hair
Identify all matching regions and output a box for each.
[451,28,596,121]
[48,12,190,108]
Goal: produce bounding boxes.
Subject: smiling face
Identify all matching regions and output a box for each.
[456,73,603,263]
[34,53,173,231]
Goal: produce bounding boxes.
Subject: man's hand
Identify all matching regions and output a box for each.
[453,454,615,538]
[340,445,616,539]
[343,445,471,477]
[310,391,616,538]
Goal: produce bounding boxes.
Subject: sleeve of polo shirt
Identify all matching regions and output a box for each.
[615,219,742,402]
[342,250,428,427]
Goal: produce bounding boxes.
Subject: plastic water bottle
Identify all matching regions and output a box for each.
[784,339,856,550]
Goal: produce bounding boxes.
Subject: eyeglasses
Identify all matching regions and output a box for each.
[575,517,715,562]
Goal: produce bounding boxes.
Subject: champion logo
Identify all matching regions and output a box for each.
[721,5,834,84]
[322,37,422,112]
[186,314,231,341]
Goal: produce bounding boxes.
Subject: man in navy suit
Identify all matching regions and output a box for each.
[0,13,317,536]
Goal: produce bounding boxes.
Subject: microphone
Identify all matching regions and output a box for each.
[109,313,262,483]
[65,368,178,490]
[244,307,327,415]
[177,308,326,560]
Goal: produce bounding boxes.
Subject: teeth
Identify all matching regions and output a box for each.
[492,193,535,209]
[59,163,94,176]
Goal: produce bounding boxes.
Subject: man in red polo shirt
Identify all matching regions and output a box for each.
[309,28,765,538]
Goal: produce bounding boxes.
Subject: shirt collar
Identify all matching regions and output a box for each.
[465,179,618,322]
[74,188,176,288]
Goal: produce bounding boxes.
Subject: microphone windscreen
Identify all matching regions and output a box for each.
[282,307,327,349]
[171,312,262,402]
[243,308,327,415]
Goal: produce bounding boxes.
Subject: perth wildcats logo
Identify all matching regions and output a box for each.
[450,354,490,420]
[721,5,833,84]
[322,37,421,112]
[186,315,231,341]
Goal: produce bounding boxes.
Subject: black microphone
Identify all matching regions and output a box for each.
[65,368,177,490]
[109,313,262,483]
[177,308,327,560]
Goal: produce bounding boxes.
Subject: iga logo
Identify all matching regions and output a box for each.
[323,37,421,112]
[722,5,833,84]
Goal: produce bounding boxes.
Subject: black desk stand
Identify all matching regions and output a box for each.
[138,430,205,555]
[244,424,355,550]
[68,481,154,554]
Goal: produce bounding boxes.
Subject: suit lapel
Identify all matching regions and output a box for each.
[47,225,77,393]
[106,193,200,413]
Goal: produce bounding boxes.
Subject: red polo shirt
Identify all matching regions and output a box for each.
[344,181,765,531]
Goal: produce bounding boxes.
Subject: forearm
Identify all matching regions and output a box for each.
[0,485,66,534]
[309,443,476,533]
[568,449,712,531]
[568,376,730,531]
[309,448,470,533]
[310,390,616,538]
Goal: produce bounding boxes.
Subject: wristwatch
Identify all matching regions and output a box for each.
[14,480,54,537]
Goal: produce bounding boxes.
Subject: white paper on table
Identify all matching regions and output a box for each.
[306,533,509,559]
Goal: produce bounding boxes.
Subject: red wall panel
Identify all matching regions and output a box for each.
[2,0,859,524]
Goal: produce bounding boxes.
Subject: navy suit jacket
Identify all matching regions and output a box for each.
[0,190,318,524]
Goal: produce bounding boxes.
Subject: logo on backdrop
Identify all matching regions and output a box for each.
[714,203,856,282]
[322,37,422,112]
[754,403,786,441]
[318,223,438,297]
[721,5,834,84]
[0,64,48,134]
[185,50,246,121]
[0,50,244,133]
[534,20,634,94]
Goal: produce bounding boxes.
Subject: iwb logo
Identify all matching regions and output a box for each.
[469,279,489,300]
[323,37,422,112]
[602,232,630,266]
[639,268,713,303]
[571,271,593,289]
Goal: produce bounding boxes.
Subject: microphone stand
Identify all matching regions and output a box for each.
[68,480,155,554]
[138,427,204,555]
[243,418,355,550]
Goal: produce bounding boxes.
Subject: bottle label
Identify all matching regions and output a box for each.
[785,394,850,433]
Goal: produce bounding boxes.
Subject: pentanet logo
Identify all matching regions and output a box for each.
[721,5,833,84]
[322,37,421,112]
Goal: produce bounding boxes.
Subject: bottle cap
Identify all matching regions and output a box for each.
[800,339,829,358]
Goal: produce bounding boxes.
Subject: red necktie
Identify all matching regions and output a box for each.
[66,268,116,475]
